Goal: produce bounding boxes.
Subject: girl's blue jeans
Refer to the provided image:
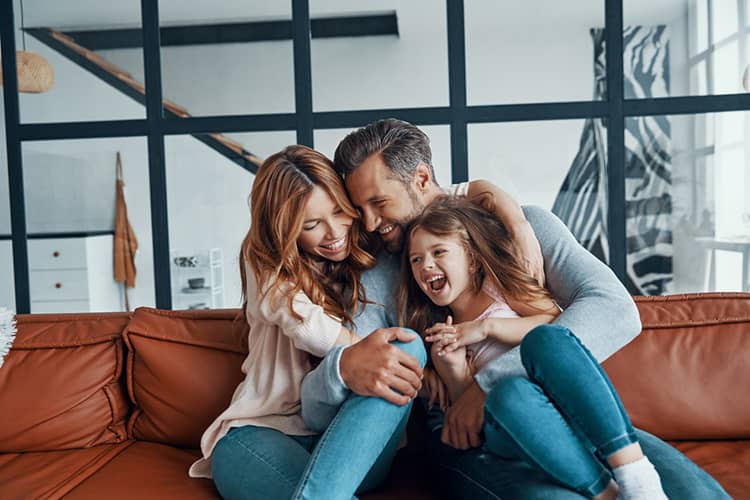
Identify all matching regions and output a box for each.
[210,337,426,500]
[483,324,638,497]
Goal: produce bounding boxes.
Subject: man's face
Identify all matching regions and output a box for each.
[345,154,424,253]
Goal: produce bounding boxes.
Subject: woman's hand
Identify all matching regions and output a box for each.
[425,316,487,355]
[420,366,449,411]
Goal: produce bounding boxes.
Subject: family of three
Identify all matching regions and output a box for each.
[188,119,728,499]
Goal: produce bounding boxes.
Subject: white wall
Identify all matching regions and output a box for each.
[2,0,711,310]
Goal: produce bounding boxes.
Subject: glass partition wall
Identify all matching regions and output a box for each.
[3,0,750,313]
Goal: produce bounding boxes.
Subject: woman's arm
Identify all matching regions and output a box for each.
[467,179,545,285]
[245,264,345,358]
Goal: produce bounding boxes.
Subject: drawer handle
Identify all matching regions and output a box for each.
[55,282,62,289]
[53,251,60,258]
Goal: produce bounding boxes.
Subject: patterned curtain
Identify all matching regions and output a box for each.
[552,26,673,295]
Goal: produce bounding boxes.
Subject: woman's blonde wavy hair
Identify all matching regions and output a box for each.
[398,195,551,336]
[240,145,375,325]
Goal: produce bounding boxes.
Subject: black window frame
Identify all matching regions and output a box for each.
[3,0,750,313]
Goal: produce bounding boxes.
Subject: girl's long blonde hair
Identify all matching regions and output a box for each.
[398,195,551,335]
[240,145,375,325]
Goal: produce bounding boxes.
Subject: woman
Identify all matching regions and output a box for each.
[189,145,426,499]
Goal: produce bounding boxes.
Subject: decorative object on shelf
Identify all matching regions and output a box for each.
[113,152,138,311]
[171,248,224,310]
[0,0,54,93]
[174,256,199,268]
[0,307,16,369]
[187,277,205,289]
[743,64,750,93]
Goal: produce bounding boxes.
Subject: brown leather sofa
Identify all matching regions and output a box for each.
[1,292,748,499]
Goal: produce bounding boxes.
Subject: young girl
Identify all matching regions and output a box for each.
[189,145,425,500]
[399,196,667,500]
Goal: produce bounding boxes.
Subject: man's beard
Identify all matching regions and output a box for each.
[383,186,425,254]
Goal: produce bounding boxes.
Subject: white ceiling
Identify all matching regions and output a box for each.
[16,0,688,31]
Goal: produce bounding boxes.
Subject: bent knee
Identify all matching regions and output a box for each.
[393,329,427,367]
[520,324,570,363]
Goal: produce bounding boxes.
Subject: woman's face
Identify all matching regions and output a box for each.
[297,185,354,262]
[408,228,474,308]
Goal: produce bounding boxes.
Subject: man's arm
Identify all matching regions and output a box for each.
[442,206,642,449]
[467,180,545,285]
[300,345,350,432]
[475,206,641,391]
[299,253,422,431]
[300,328,423,432]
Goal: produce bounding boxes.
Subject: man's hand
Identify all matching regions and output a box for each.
[339,327,423,406]
[510,220,545,286]
[441,380,486,450]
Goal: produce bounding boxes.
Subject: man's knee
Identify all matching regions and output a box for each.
[392,329,427,367]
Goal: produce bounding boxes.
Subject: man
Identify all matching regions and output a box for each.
[302,119,728,498]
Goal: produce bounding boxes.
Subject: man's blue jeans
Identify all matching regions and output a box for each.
[425,324,729,499]
[210,337,427,500]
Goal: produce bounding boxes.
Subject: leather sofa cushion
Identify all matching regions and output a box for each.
[0,442,133,499]
[0,313,130,452]
[124,308,247,448]
[673,440,750,500]
[64,442,218,499]
[603,293,750,440]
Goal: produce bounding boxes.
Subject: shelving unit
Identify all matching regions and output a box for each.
[170,248,224,310]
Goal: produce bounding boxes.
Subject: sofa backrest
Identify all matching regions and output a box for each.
[0,313,131,452]
[124,307,247,448]
[603,293,750,440]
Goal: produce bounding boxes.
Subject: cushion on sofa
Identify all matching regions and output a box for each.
[64,442,218,499]
[603,293,750,440]
[124,308,247,448]
[0,441,133,499]
[673,440,750,500]
[0,313,131,452]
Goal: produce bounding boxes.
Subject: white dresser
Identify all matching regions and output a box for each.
[28,235,123,313]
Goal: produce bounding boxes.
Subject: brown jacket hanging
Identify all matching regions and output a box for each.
[113,152,138,293]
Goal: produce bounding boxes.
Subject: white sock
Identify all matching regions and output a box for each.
[612,456,668,500]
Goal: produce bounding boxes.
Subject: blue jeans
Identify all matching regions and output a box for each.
[425,325,729,499]
[211,338,427,500]
[483,324,636,496]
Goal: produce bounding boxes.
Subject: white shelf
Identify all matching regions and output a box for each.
[170,248,224,310]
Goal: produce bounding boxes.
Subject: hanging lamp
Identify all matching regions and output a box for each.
[0,0,54,93]
[0,50,55,93]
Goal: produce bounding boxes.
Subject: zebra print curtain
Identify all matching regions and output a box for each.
[552,26,673,295]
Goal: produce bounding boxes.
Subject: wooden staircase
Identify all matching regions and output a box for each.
[27,28,264,173]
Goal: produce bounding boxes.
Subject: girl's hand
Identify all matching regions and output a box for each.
[420,367,449,411]
[425,316,487,355]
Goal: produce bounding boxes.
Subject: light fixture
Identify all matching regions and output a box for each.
[0,0,54,93]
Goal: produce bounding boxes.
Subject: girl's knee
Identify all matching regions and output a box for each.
[520,324,570,364]
[393,329,427,367]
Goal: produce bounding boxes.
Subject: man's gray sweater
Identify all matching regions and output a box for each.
[300,206,642,432]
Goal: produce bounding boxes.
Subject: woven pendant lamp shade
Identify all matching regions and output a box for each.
[0,50,54,93]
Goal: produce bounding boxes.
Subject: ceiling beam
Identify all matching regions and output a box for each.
[51,13,398,51]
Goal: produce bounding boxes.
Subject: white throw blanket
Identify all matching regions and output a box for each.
[0,307,16,368]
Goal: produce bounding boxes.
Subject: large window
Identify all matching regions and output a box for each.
[3,0,750,313]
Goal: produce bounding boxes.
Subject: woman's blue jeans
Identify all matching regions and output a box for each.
[210,337,427,500]
[483,324,638,497]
